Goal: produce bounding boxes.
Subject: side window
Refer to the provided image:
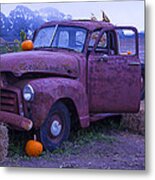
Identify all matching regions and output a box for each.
[95,31,116,55]
[116,29,136,55]
[58,31,69,47]
[97,32,107,48]
[95,31,108,53]
[76,31,86,45]
[89,31,100,49]
[75,31,86,52]
[88,30,116,54]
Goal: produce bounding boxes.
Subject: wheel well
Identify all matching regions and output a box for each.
[57,98,80,129]
[141,63,145,77]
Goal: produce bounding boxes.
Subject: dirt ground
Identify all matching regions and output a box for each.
[0,129,145,170]
[0,102,145,170]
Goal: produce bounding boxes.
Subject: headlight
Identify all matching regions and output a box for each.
[23,84,34,102]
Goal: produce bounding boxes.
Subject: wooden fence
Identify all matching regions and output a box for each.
[0,42,19,54]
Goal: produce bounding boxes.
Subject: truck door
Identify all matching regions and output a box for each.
[88,27,141,113]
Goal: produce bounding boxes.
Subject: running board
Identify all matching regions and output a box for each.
[90,113,120,122]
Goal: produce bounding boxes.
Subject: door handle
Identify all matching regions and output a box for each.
[98,55,109,62]
[128,62,140,66]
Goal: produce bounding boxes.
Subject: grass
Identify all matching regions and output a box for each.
[45,118,118,156]
[7,118,119,158]
[7,106,144,159]
[8,130,34,158]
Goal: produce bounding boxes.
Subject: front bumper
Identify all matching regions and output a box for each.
[0,111,33,131]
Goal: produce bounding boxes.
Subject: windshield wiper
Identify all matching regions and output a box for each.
[52,46,78,53]
[34,46,52,50]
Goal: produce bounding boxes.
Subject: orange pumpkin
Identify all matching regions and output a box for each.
[21,40,34,51]
[25,134,43,157]
[127,51,132,55]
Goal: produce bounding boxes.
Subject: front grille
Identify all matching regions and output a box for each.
[0,89,19,114]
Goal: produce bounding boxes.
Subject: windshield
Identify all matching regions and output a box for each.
[34,25,87,52]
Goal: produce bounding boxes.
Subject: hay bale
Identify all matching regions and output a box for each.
[121,101,145,135]
[0,124,9,162]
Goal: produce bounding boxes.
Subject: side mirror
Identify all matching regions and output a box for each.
[21,40,34,51]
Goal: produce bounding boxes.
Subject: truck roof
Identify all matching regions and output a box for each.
[40,20,114,31]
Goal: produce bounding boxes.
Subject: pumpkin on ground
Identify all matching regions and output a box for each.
[25,134,43,157]
[21,40,34,51]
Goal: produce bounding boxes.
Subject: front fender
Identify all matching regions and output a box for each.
[29,78,89,129]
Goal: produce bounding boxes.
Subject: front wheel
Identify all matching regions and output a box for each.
[40,102,70,151]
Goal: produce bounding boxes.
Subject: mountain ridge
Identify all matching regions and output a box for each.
[0,5,72,41]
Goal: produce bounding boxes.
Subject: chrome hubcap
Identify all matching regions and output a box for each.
[50,120,62,137]
[141,77,144,89]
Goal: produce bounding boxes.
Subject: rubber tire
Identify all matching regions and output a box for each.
[140,74,145,100]
[40,102,70,152]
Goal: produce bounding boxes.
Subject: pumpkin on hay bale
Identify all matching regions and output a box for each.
[0,124,9,162]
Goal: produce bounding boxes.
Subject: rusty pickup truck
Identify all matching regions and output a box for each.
[0,20,144,151]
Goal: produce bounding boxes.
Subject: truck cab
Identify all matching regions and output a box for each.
[0,20,142,151]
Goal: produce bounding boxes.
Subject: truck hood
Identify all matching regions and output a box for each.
[0,50,80,78]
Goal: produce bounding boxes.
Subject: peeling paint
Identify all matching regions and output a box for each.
[0,20,141,131]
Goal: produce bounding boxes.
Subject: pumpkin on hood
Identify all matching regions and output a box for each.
[21,40,34,51]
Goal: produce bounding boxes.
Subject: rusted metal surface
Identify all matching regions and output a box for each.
[88,54,141,113]
[0,85,25,116]
[0,20,141,132]
[39,20,114,32]
[0,88,18,113]
[29,77,89,129]
[90,113,120,122]
[0,111,33,131]
[0,89,19,114]
[0,51,79,78]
